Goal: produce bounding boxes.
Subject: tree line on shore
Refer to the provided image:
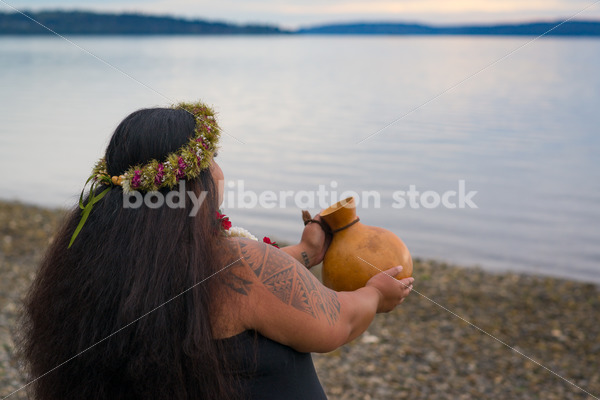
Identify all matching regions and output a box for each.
[1,10,599,36]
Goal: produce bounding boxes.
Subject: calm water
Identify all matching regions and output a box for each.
[1,35,599,283]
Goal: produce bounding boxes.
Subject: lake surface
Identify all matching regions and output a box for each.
[1,35,599,283]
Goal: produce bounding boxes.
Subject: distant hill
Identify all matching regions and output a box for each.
[1,11,599,37]
[298,20,600,36]
[0,10,286,35]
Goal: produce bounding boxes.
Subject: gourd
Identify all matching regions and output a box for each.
[320,197,413,292]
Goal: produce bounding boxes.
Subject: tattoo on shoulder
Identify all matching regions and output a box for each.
[223,272,253,295]
[232,239,340,325]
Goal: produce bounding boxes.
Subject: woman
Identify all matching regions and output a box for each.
[20,101,414,399]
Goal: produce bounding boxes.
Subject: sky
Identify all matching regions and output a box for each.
[1,0,600,28]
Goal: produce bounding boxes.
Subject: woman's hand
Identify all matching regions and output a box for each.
[281,212,331,269]
[298,214,331,266]
[365,266,414,313]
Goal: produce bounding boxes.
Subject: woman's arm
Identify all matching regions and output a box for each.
[227,238,413,353]
[280,243,315,269]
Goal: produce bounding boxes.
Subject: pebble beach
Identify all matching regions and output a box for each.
[1,200,599,399]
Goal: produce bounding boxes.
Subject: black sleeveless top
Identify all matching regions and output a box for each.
[218,330,327,399]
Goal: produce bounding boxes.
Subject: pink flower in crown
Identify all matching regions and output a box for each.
[205,124,212,132]
[155,163,164,186]
[176,157,187,179]
[197,136,209,150]
[132,170,142,189]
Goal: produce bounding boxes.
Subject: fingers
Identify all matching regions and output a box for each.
[383,265,403,276]
[394,275,414,303]
[366,267,414,313]
[400,277,414,292]
[378,266,414,293]
[382,267,414,299]
[399,277,414,286]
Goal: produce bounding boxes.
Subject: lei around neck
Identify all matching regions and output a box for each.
[68,100,221,248]
[217,211,279,248]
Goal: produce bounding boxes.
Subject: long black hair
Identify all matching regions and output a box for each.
[19,107,240,399]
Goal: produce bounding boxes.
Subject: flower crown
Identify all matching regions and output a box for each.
[68,100,220,248]
[93,101,221,193]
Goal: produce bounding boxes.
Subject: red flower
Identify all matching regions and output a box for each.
[263,237,279,248]
[216,211,231,231]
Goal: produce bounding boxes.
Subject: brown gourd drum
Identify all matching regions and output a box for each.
[320,197,413,292]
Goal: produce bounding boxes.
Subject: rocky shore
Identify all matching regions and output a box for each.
[1,200,599,399]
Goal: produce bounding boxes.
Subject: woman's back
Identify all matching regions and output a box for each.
[219,330,327,400]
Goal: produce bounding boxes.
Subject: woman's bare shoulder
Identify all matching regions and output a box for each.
[224,237,341,326]
[221,237,294,294]
[227,237,296,279]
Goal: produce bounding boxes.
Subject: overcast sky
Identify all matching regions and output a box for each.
[2,0,600,28]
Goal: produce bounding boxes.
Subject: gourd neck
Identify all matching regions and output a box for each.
[321,197,359,233]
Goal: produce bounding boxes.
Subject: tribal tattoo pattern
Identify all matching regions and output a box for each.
[225,239,341,326]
